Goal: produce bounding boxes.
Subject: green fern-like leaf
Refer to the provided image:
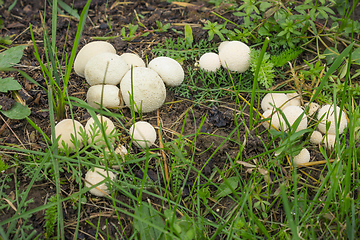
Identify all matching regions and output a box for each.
[270,48,303,67]
[250,49,275,89]
[44,195,58,239]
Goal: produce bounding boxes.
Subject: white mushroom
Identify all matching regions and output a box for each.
[317,104,347,135]
[261,93,289,112]
[286,92,301,107]
[115,144,128,160]
[129,121,157,148]
[218,41,251,72]
[323,134,336,149]
[74,41,116,77]
[262,110,281,130]
[85,115,116,146]
[148,56,184,87]
[87,85,122,109]
[310,130,323,145]
[84,52,129,86]
[305,102,320,116]
[293,148,310,165]
[279,106,307,132]
[199,52,221,72]
[120,53,146,68]
[120,67,166,113]
[54,119,84,151]
[84,167,117,197]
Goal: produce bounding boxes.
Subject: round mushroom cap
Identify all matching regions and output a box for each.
[85,115,116,146]
[199,52,221,72]
[305,102,320,116]
[129,121,157,148]
[286,92,301,107]
[261,93,289,112]
[293,148,310,165]
[262,110,281,130]
[120,53,146,68]
[317,104,347,135]
[148,57,184,87]
[84,52,129,86]
[218,41,251,72]
[74,41,116,77]
[84,167,116,197]
[310,130,323,145]
[279,106,307,132]
[87,85,122,109]
[54,119,84,151]
[218,41,230,52]
[120,67,166,113]
[323,134,336,149]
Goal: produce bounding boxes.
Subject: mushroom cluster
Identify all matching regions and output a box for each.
[198,40,251,73]
[75,41,184,113]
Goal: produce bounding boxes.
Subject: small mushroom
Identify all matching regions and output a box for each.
[310,130,323,145]
[120,67,166,113]
[218,41,251,72]
[87,85,122,109]
[261,93,289,112]
[148,56,184,87]
[317,104,347,135]
[323,134,336,149]
[74,41,116,77]
[84,52,129,86]
[54,119,84,151]
[279,106,307,132]
[305,102,320,116]
[120,53,146,68]
[286,92,301,107]
[293,148,310,165]
[84,167,117,197]
[262,110,281,130]
[85,115,116,146]
[199,52,221,72]
[129,121,157,148]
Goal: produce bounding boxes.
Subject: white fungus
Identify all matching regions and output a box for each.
[317,104,347,135]
[323,134,336,149]
[84,52,129,86]
[310,130,323,145]
[84,167,116,197]
[87,85,122,109]
[279,106,307,132]
[261,93,289,112]
[293,148,310,165]
[199,52,221,72]
[54,119,84,151]
[129,121,157,148]
[120,53,146,68]
[148,56,184,87]
[305,102,320,116]
[120,67,166,113]
[262,110,281,130]
[218,41,251,72]
[286,92,301,107]
[74,41,116,77]
[85,115,116,146]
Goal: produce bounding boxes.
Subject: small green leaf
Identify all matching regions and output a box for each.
[215,176,239,199]
[58,0,80,19]
[0,102,31,119]
[184,24,193,47]
[0,77,22,92]
[0,45,27,68]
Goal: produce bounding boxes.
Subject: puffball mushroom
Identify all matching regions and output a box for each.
[293,148,310,165]
[85,115,116,146]
[279,106,307,132]
[87,85,122,109]
[262,110,281,130]
[286,92,301,107]
[310,130,323,145]
[317,104,347,135]
[199,52,221,72]
[129,121,157,148]
[305,102,320,116]
[84,52,129,86]
[74,41,116,77]
[218,41,251,72]
[120,67,166,113]
[120,53,146,68]
[54,119,84,151]
[261,93,289,112]
[323,134,336,149]
[84,167,116,197]
[148,56,185,87]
